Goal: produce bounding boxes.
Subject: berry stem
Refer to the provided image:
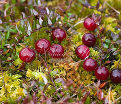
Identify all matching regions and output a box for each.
[38,54,58,91]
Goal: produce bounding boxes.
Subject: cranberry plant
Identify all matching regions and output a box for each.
[0,0,121,103]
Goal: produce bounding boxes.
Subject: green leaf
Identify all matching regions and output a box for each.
[63,16,68,22]
[112,48,117,51]
[103,43,109,48]
[42,16,48,26]
[12,0,16,4]
[5,31,10,40]
[67,13,72,16]
[10,29,17,33]
[85,96,91,104]
[52,17,56,24]
[105,39,111,44]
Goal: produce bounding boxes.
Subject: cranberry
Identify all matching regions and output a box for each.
[110,69,121,83]
[83,58,98,71]
[84,18,97,31]
[48,44,64,58]
[19,48,35,63]
[52,28,66,42]
[82,33,96,47]
[75,45,90,60]
[95,66,109,80]
[35,39,51,54]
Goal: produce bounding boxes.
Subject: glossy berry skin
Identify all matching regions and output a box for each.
[35,39,51,54]
[84,18,97,31]
[48,44,64,58]
[82,33,96,47]
[110,69,121,83]
[19,48,35,63]
[75,45,90,60]
[95,66,109,80]
[83,58,98,71]
[52,28,66,42]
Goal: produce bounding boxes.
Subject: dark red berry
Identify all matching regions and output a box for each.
[110,69,121,83]
[19,48,35,63]
[52,28,66,42]
[82,33,96,47]
[83,58,98,71]
[84,18,97,31]
[95,66,109,80]
[35,39,51,54]
[48,44,64,58]
[75,45,90,60]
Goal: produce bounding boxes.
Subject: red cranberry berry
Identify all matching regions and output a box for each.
[110,69,121,83]
[19,48,35,63]
[84,18,97,31]
[52,28,66,42]
[48,44,64,58]
[75,45,90,60]
[95,66,109,80]
[83,58,98,71]
[82,33,96,47]
[35,39,51,54]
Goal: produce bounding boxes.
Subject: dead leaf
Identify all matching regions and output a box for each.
[99,82,107,88]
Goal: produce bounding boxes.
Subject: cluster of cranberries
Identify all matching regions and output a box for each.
[19,17,121,83]
[19,28,66,63]
[75,17,121,83]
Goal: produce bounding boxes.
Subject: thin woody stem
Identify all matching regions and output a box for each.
[38,54,56,87]
[38,54,61,98]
